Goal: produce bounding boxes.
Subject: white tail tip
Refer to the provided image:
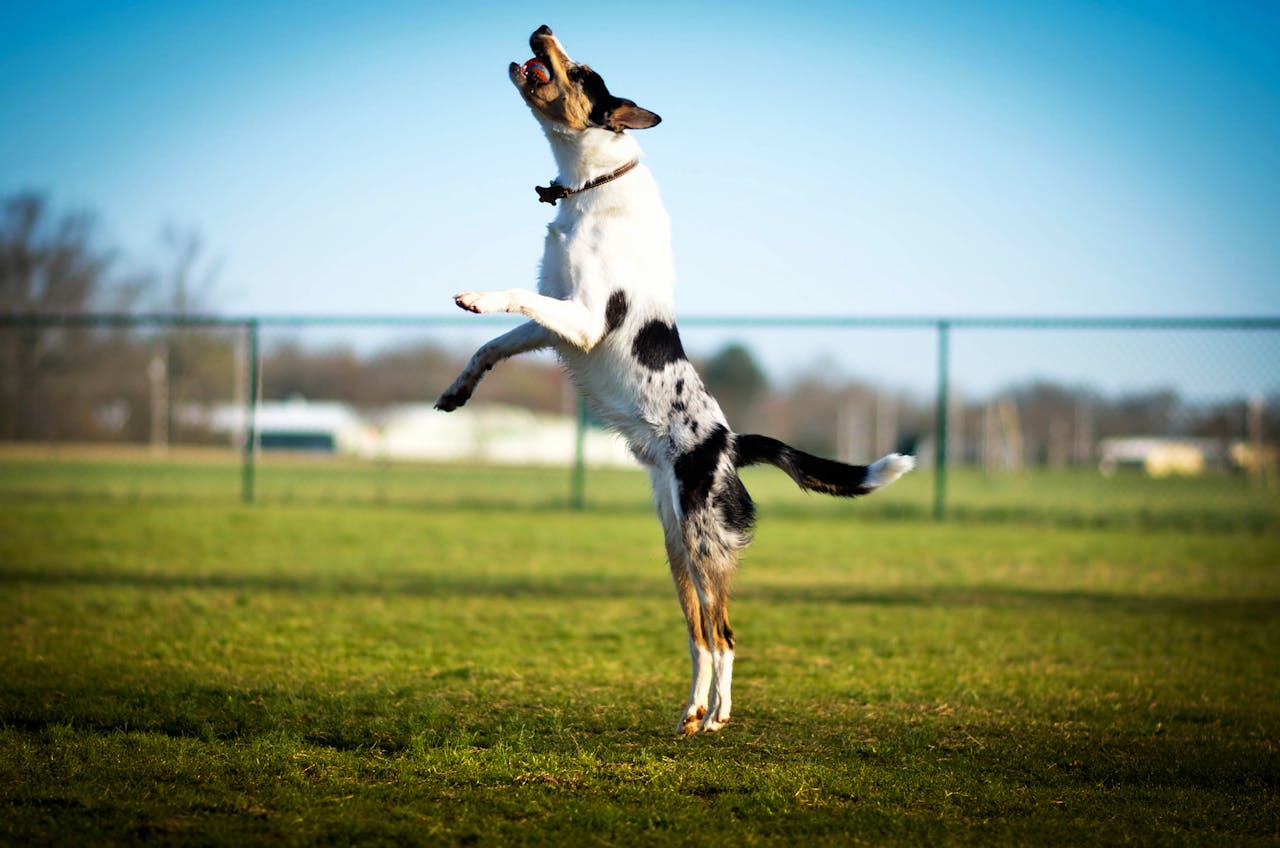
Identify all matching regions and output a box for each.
[866,453,915,489]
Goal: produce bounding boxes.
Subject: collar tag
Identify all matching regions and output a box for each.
[534,159,639,206]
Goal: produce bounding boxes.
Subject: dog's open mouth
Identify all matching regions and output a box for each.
[521,57,550,84]
[510,54,553,90]
[512,25,562,90]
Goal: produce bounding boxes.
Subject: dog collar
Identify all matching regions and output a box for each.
[536,159,639,206]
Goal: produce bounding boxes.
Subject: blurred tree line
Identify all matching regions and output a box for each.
[3,192,1276,463]
[1,193,233,443]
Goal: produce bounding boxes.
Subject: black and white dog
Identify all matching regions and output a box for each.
[436,26,914,735]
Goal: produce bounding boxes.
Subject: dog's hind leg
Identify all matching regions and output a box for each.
[652,467,714,736]
[693,563,736,733]
[665,434,755,734]
[435,321,551,411]
[677,501,742,734]
[673,550,716,736]
[686,468,754,733]
[673,544,736,734]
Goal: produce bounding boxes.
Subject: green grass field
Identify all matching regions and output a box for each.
[2,449,1278,845]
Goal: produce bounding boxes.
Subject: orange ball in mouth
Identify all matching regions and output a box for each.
[522,58,550,83]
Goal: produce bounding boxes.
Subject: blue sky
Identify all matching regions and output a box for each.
[2,1,1278,397]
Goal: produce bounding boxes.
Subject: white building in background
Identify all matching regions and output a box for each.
[375,404,637,467]
[1098,437,1216,477]
[197,398,637,468]
[201,397,376,454]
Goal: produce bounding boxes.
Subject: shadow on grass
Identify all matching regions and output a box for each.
[3,565,1278,621]
[0,677,667,754]
[5,676,1277,804]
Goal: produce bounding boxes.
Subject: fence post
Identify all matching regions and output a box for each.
[570,392,588,510]
[241,319,260,504]
[934,320,950,521]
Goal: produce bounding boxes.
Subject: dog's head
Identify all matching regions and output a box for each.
[509,25,661,134]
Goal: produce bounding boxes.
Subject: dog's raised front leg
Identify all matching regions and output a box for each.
[435,321,551,412]
[454,289,608,353]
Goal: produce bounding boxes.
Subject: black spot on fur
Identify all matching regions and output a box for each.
[577,67,624,129]
[605,290,628,335]
[632,320,687,371]
[674,424,728,514]
[675,378,684,395]
[722,622,736,650]
[672,400,686,413]
[570,66,660,132]
[675,424,757,547]
[716,472,757,537]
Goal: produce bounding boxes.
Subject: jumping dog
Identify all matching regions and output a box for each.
[436,25,914,734]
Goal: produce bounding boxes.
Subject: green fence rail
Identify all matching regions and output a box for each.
[3,311,1279,517]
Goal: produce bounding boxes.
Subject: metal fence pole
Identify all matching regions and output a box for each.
[934,320,951,521]
[241,319,260,504]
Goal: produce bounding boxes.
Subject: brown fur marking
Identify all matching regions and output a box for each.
[518,31,595,131]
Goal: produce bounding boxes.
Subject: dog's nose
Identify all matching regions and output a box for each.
[534,24,553,37]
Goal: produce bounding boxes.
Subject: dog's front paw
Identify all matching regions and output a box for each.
[454,291,508,315]
[434,383,473,412]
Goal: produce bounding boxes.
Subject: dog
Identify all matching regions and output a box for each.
[435,25,915,735]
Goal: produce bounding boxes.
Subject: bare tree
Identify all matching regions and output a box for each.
[0,193,135,439]
[144,227,232,443]
[0,193,113,314]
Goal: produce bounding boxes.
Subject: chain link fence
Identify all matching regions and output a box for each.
[2,313,1277,528]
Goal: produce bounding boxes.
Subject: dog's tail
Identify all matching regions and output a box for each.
[733,434,915,497]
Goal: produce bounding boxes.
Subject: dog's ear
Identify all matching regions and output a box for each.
[606,102,662,132]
